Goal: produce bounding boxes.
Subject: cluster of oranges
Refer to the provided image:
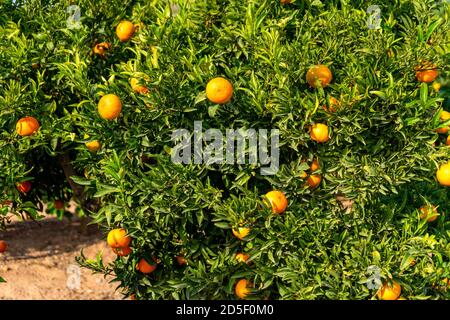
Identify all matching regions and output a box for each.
[107,228,132,257]
[231,190,288,298]
[435,110,450,146]
[107,235,160,282]
[107,227,188,287]
[87,21,150,152]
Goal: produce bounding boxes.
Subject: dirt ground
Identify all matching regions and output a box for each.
[0,215,123,300]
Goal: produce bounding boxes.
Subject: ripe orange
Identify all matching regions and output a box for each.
[176,255,187,266]
[136,258,157,274]
[235,253,250,263]
[107,228,131,248]
[112,246,132,257]
[235,279,251,299]
[310,123,329,143]
[206,77,233,104]
[323,97,339,112]
[377,281,401,300]
[307,175,321,189]
[16,181,32,193]
[419,205,439,223]
[86,140,101,153]
[300,172,308,179]
[130,78,149,94]
[232,227,250,240]
[436,111,450,134]
[16,116,40,136]
[433,82,441,92]
[116,20,135,42]
[54,200,64,210]
[264,190,288,215]
[0,240,7,253]
[310,158,320,172]
[306,65,333,88]
[415,62,438,83]
[98,94,122,120]
[93,42,110,58]
[437,162,450,186]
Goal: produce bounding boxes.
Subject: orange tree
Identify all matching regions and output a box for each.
[1,0,450,299]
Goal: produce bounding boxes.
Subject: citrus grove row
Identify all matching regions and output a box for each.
[1,0,450,299]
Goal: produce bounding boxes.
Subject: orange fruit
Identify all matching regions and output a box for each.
[264,190,288,214]
[98,94,122,120]
[206,77,233,104]
[419,205,439,223]
[136,258,157,274]
[306,65,333,88]
[310,123,329,143]
[116,20,135,42]
[323,97,339,112]
[0,240,7,253]
[437,162,450,186]
[16,181,32,193]
[85,140,102,152]
[307,175,321,189]
[436,111,450,134]
[235,253,250,263]
[106,228,131,248]
[232,227,250,240]
[235,279,251,299]
[300,172,308,179]
[16,116,40,136]
[415,62,438,83]
[93,42,110,58]
[54,200,64,210]
[310,158,320,172]
[176,255,187,266]
[433,82,441,92]
[130,78,149,94]
[377,281,401,300]
[112,246,132,257]
[416,69,438,83]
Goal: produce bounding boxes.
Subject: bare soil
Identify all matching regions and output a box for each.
[0,215,123,300]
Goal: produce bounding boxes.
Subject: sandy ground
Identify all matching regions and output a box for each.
[0,215,123,300]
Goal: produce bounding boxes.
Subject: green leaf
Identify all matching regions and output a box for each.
[70,176,93,186]
[94,184,121,197]
[420,83,428,104]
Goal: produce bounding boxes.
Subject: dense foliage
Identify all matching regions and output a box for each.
[1,0,450,299]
